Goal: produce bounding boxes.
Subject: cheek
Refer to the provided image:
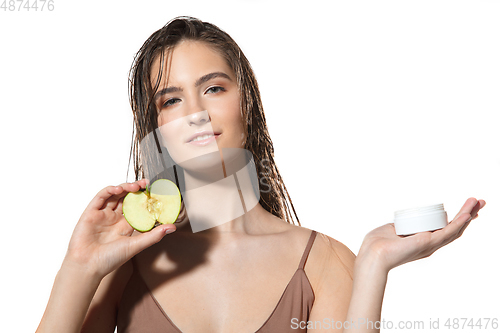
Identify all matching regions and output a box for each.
[158,111,183,128]
[157,114,181,148]
[222,105,244,145]
[208,92,243,128]
[226,93,244,132]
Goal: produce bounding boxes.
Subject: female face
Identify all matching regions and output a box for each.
[150,40,245,172]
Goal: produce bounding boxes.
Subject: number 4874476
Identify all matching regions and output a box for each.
[1,0,55,11]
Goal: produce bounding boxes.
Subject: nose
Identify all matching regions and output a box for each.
[187,109,210,126]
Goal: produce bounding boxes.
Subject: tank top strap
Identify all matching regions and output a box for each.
[298,230,317,270]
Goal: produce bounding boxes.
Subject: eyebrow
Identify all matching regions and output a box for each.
[154,71,232,101]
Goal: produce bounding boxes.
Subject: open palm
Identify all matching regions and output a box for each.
[359,197,486,272]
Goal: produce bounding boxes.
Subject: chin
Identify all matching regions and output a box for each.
[177,150,225,174]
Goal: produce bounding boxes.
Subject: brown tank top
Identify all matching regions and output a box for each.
[117,230,317,332]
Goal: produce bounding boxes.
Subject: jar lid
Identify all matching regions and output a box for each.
[395,203,444,219]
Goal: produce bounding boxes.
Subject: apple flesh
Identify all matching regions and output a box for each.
[122,179,182,232]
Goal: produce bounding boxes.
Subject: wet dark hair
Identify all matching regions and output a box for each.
[127,16,300,226]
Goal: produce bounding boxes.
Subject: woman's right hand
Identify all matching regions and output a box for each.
[63,179,176,279]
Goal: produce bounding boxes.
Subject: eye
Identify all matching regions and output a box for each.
[205,86,226,94]
[162,98,181,108]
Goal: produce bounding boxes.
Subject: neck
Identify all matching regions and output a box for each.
[177,149,263,234]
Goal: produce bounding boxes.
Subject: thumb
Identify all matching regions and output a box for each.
[128,225,176,256]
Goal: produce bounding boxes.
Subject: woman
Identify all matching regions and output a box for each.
[36,17,486,333]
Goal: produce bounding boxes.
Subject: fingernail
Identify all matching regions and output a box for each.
[165,228,175,235]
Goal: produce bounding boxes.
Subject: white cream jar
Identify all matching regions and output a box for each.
[393,203,448,236]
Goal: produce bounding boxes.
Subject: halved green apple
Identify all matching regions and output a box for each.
[122,179,182,232]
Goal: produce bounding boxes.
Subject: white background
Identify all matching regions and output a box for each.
[1,0,499,332]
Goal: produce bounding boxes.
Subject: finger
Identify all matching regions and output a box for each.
[115,181,145,196]
[128,225,176,257]
[114,196,125,213]
[451,210,474,240]
[104,182,145,211]
[106,185,136,211]
[108,179,150,212]
[128,179,149,190]
[470,201,481,217]
[431,212,471,247]
[456,218,472,239]
[452,198,478,222]
[86,185,124,211]
[473,199,486,220]
[471,199,486,219]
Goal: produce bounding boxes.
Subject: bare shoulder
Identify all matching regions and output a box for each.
[303,231,356,321]
[314,232,356,273]
[305,231,356,291]
[275,221,356,279]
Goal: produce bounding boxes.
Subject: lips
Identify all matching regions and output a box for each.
[185,130,221,145]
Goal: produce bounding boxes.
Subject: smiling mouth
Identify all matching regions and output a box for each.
[190,133,215,142]
[187,133,221,146]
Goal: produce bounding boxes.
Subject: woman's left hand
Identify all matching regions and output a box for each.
[357,197,486,273]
